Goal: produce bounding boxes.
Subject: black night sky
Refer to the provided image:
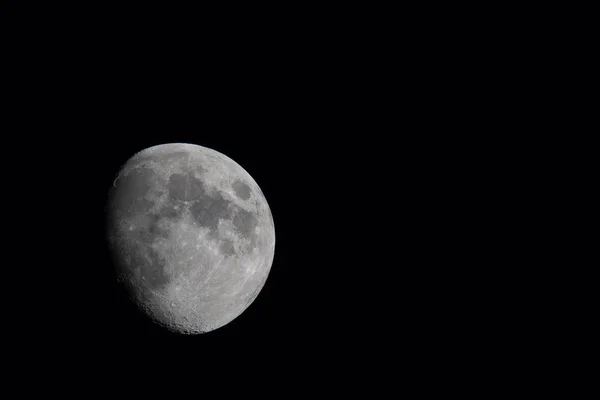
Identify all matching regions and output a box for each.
[4,3,485,382]
[8,59,427,371]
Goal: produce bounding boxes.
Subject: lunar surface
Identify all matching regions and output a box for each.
[105,143,275,334]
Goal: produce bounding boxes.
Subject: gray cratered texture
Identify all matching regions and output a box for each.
[106,143,275,334]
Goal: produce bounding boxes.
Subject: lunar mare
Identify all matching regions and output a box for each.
[106,143,275,334]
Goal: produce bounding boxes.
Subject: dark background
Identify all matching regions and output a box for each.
[8,59,406,362]
[4,6,399,348]
[2,2,525,384]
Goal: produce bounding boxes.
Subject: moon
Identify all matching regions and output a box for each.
[105,143,275,334]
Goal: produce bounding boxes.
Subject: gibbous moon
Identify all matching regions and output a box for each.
[105,143,275,334]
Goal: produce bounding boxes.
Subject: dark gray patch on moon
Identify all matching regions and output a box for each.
[140,247,170,290]
[158,204,182,219]
[167,173,206,202]
[112,167,156,215]
[124,247,170,293]
[167,174,188,200]
[147,215,170,239]
[232,180,251,200]
[130,213,170,244]
[233,208,258,239]
[133,223,154,244]
[190,191,233,234]
[219,239,235,256]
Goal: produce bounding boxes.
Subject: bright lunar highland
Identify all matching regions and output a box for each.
[106,143,275,334]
